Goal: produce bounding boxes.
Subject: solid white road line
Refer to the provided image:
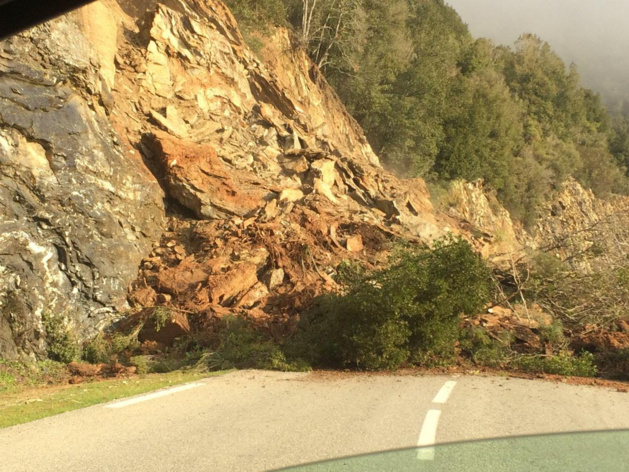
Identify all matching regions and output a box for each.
[417,409,442,461]
[432,380,457,404]
[105,382,205,409]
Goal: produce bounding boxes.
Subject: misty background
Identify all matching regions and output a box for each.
[446,0,629,111]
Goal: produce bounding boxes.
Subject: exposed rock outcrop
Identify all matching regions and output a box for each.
[535,178,629,273]
[0,3,165,359]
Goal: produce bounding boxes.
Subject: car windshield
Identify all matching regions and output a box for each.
[282,431,629,472]
[1,1,628,471]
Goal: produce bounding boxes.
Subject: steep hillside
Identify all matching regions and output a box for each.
[1,0,628,363]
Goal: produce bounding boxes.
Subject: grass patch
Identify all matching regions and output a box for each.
[0,360,67,393]
[0,369,228,429]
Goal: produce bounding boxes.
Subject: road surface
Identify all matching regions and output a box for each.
[1,370,629,471]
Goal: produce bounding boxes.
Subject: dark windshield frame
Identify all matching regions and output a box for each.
[0,0,95,41]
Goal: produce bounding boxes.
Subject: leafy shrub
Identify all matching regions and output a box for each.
[83,334,110,364]
[83,333,140,364]
[515,351,597,377]
[130,356,149,376]
[297,237,492,370]
[111,333,139,354]
[42,313,81,364]
[459,326,513,368]
[297,289,411,370]
[334,259,367,285]
[399,237,492,363]
[210,316,306,372]
[152,307,172,333]
[538,320,567,348]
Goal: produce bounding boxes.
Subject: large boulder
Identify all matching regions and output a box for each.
[147,132,269,219]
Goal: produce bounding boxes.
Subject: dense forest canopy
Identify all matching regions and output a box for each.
[446,0,629,112]
[226,0,629,227]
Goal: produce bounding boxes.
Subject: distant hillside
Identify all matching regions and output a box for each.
[446,0,629,112]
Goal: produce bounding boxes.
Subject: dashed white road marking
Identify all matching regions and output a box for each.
[105,383,204,409]
[417,409,442,461]
[432,380,457,404]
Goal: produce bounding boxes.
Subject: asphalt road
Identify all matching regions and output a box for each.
[1,371,629,471]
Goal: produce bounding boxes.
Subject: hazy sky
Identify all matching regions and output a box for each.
[445,0,629,107]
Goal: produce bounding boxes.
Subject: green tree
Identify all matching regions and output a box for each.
[326,0,414,166]
[500,34,571,136]
[436,66,523,188]
[224,0,288,30]
[610,113,629,170]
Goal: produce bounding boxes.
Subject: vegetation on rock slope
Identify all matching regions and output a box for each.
[227,0,629,227]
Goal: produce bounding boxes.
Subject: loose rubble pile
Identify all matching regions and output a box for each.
[116,0,463,341]
[464,305,555,355]
[67,361,137,384]
[463,304,629,378]
[129,131,437,342]
[572,321,629,353]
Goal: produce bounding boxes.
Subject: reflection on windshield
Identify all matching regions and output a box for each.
[280,431,629,472]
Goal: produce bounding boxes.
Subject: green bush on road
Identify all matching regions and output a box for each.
[295,236,492,370]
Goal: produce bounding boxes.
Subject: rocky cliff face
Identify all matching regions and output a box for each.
[1,0,627,359]
[0,3,165,359]
[535,179,629,273]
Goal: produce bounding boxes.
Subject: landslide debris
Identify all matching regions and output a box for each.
[119,0,461,343]
[1,0,629,381]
